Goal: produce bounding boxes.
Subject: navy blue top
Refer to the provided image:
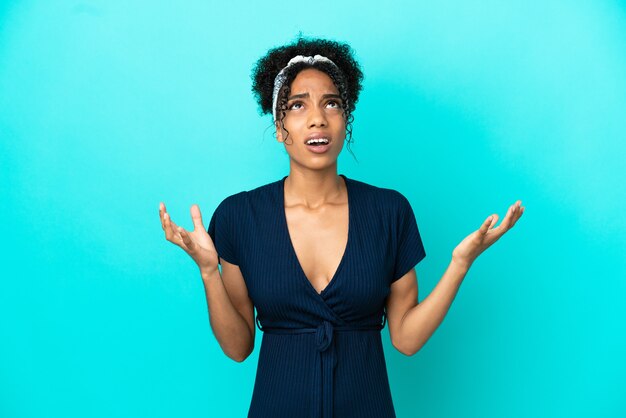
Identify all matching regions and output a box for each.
[208,174,426,418]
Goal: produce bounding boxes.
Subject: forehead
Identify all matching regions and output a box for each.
[289,68,339,94]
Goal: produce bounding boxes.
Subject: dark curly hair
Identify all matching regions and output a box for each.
[251,34,364,161]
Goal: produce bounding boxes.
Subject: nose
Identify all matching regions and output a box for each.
[307,103,327,128]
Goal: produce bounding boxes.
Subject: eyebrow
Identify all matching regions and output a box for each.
[287,93,342,101]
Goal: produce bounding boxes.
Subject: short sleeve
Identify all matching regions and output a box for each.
[207,197,239,266]
[392,193,426,283]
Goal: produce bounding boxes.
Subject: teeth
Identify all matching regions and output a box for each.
[306,138,329,145]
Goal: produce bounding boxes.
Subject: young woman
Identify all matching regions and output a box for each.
[158,36,524,418]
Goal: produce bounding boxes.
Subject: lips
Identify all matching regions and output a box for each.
[304,132,332,144]
[305,141,331,154]
[305,139,331,147]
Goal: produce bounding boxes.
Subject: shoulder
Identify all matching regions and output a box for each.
[214,177,282,213]
[214,190,247,214]
[244,177,281,202]
[346,176,409,210]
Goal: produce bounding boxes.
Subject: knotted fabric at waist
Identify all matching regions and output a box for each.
[258,319,385,418]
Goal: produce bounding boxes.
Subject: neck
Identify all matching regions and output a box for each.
[284,168,346,209]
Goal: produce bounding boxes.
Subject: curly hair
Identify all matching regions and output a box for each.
[251,34,364,161]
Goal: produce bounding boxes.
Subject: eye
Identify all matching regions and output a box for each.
[288,101,303,110]
[327,100,341,108]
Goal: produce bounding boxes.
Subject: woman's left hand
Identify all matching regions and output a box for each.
[452,200,525,269]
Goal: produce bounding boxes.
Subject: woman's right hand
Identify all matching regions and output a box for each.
[159,202,219,275]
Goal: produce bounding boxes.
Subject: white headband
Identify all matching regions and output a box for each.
[271,54,339,123]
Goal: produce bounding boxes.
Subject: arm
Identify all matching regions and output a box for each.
[159,202,255,363]
[386,259,468,356]
[201,260,256,363]
[386,200,524,356]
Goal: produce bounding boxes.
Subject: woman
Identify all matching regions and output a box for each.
[158,36,524,418]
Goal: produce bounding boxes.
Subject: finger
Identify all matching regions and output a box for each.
[159,202,166,230]
[164,212,181,242]
[512,201,522,224]
[190,204,206,231]
[478,215,494,235]
[163,212,173,239]
[503,201,522,229]
[511,203,525,226]
[480,213,499,235]
[499,203,516,230]
[179,226,195,251]
[488,214,499,229]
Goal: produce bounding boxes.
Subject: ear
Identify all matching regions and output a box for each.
[275,120,284,143]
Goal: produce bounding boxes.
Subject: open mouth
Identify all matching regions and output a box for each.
[305,138,330,146]
[305,138,331,153]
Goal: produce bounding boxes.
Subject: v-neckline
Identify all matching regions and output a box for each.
[280,173,352,297]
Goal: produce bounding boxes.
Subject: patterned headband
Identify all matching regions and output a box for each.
[271,54,339,123]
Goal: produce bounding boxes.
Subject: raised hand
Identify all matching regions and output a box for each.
[159,202,219,274]
[451,200,525,269]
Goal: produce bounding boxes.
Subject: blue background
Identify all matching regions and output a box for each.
[1,1,625,417]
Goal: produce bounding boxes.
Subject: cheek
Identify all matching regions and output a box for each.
[333,114,347,131]
[281,116,307,135]
[276,120,301,143]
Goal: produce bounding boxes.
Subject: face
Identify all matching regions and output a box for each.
[275,68,346,169]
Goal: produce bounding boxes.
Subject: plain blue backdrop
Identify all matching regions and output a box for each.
[1,1,625,417]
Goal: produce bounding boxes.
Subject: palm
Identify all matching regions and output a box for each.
[159,202,219,272]
[452,200,525,267]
